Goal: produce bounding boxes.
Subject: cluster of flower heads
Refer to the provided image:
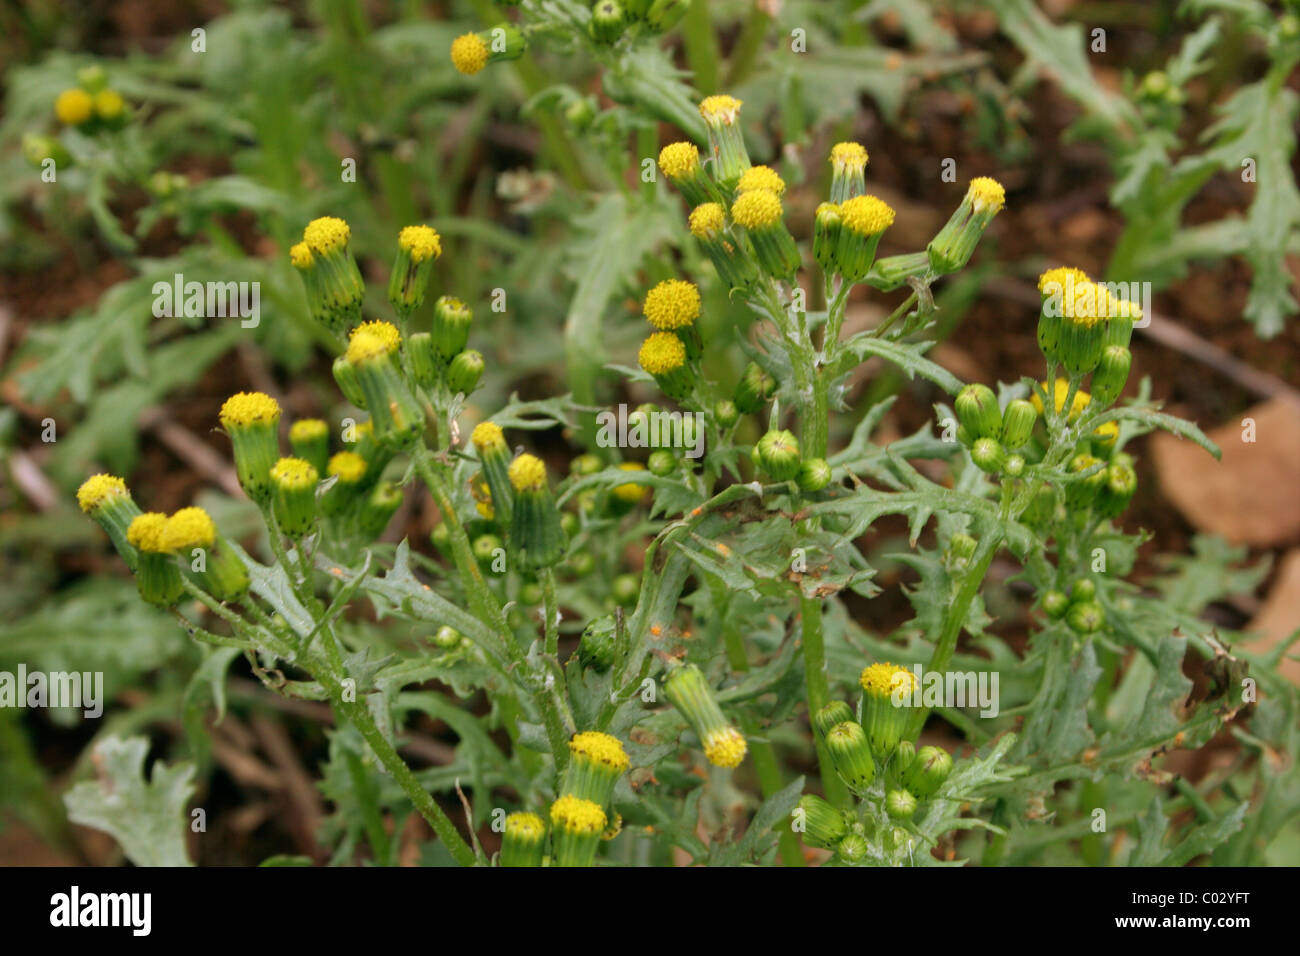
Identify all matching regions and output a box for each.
[23,65,128,171]
[799,662,955,863]
[498,731,630,866]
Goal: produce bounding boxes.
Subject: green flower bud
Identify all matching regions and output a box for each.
[752,429,801,482]
[346,329,424,446]
[834,195,895,281]
[562,732,629,808]
[814,700,854,741]
[1066,453,1108,510]
[560,511,579,538]
[432,295,473,363]
[797,458,832,492]
[813,202,843,275]
[579,616,617,672]
[612,573,640,606]
[687,202,759,291]
[359,481,403,539]
[302,217,364,334]
[1090,345,1131,407]
[22,133,71,169]
[1066,600,1105,634]
[829,142,868,204]
[698,95,750,191]
[1000,399,1038,449]
[1023,484,1057,528]
[288,419,330,476]
[77,65,107,93]
[473,532,502,565]
[970,437,1006,474]
[797,794,847,850]
[219,392,282,504]
[663,663,747,769]
[77,474,143,572]
[446,349,485,395]
[499,812,546,867]
[955,384,1002,440]
[471,422,513,528]
[519,580,544,605]
[479,22,527,64]
[825,721,876,792]
[572,453,603,476]
[927,178,1005,274]
[333,355,367,409]
[507,454,565,570]
[904,745,953,797]
[944,533,978,573]
[1097,454,1137,519]
[714,398,739,429]
[549,795,605,867]
[661,144,716,208]
[269,457,319,537]
[865,251,931,292]
[1071,578,1097,603]
[126,514,184,607]
[163,507,247,601]
[1004,453,1025,477]
[860,662,918,759]
[388,225,441,319]
[648,449,676,477]
[734,361,776,414]
[731,188,800,280]
[324,451,368,516]
[886,789,918,820]
[1042,590,1069,619]
[430,522,451,555]
[569,550,595,576]
[590,0,625,43]
[433,625,462,649]
[836,832,869,863]
[638,332,693,402]
[406,332,440,388]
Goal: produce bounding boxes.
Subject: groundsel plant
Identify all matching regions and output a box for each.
[77,86,1279,867]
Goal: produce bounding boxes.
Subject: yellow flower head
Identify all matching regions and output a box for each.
[399,224,442,263]
[451,33,489,75]
[327,451,367,484]
[505,812,546,841]
[93,89,125,120]
[1108,297,1143,322]
[77,474,128,514]
[303,216,351,254]
[270,457,319,491]
[860,661,918,700]
[839,195,896,236]
[126,513,170,553]
[1037,267,1091,294]
[1030,379,1092,420]
[219,392,281,430]
[569,731,630,771]
[830,141,869,173]
[657,142,700,179]
[730,188,783,230]
[737,164,785,196]
[703,727,748,768]
[508,453,547,493]
[688,203,726,240]
[638,332,686,375]
[289,418,328,443]
[642,279,700,330]
[289,242,313,269]
[698,94,742,125]
[1093,421,1119,446]
[346,329,392,364]
[471,421,506,454]
[550,795,607,835]
[612,462,649,504]
[55,88,93,125]
[163,507,215,551]
[1061,281,1112,327]
[967,176,1006,213]
[350,320,402,352]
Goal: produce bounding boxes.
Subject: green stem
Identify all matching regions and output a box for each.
[800,594,850,807]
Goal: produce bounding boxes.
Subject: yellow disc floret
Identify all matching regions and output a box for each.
[126,513,170,553]
[703,727,748,768]
[451,33,489,75]
[219,391,281,430]
[327,451,367,484]
[657,142,700,179]
[350,320,402,352]
[471,421,506,453]
[698,94,742,124]
[688,203,726,239]
[730,188,783,229]
[55,88,93,125]
[93,89,125,120]
[839,195,896,236]
[830,141,869,172]
[569,731,630,771]
[550,795,607,834]
[303,216,351,253]
[398,224,442,263]
[346,330,392,364]
[860,661,918,699]
[1037,267,1090,294]
[1030,379,1092,420]
[508,453,547,493]
[270,457,319,490]
[638,332,686,375]
[163,507,216,551]
[967,176,1006,213]
[289,243,313,269]
[77,474,128,514]
[642,279,700,330]
[612,462,649,504]
[289,418,328,443]
[737,165,785,196]
[505,812,546,840]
